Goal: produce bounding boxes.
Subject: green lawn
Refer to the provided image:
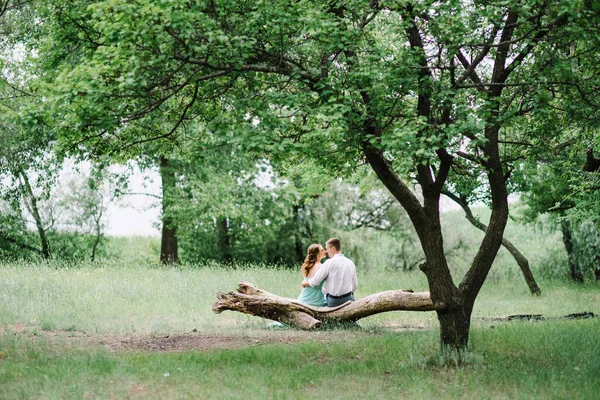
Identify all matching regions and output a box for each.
[1,261,598,399]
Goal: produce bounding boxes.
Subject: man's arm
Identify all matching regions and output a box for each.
[350,261,358,292]
[307,262,329,287]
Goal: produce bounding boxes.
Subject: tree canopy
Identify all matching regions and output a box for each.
[4,0,599,349]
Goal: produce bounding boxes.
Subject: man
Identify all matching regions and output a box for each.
[301,238,357,307]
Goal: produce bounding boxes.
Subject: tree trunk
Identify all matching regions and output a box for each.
[91,217,101,262]
[159,156,178,265]
[19,170,50,259]
[560,220,584,282]
[419,224,471,350]
[292,203,304,264]
[437,307,471,350]
[362,145,470,349]
[213,282,435,329]
[443,191,541,295]
[216,217,232,262]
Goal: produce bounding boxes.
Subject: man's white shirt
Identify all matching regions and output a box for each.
[307,253,357,296]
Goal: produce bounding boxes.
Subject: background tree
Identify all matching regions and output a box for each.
[56,165,111,261]
[519,149,600,282]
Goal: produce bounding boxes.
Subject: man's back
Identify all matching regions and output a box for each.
[312,253,357,297]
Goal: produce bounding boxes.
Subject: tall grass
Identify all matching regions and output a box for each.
[1,261,598,399]
[0,260,434,334]
[1,259,597,336]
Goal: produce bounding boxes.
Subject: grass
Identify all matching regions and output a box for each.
[0,259,599,399]
[1,319,598,399]
[1,260,596,335]
[0,209,597,399]
[0,260,436,335]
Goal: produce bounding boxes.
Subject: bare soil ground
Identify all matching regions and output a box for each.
[1,324,375,353]
[98,331,336,352]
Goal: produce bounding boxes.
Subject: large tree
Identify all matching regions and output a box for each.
[34,1,600,349]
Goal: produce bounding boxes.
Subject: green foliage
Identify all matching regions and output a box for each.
[0,228,108,261]
[44,231,107,261]
[30,0,600,244]
[0,210,38,259]
[103,236,160,265]
[0,162,113,262]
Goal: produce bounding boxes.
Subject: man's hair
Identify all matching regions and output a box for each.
[326,238,341,251]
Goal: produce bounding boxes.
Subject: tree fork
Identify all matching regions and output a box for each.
[442,190,541,295]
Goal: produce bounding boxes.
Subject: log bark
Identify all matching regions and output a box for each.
[213,282,435,329]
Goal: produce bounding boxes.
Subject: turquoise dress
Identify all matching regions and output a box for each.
[297,278,327,306]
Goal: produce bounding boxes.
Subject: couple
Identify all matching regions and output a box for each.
[298,238,358,307]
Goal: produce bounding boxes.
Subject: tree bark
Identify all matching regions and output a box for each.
[159,156,178,265]
[19,170,50,259]
[213,282,435,329]
[292,204,305,264]
[90,216,102,262]
[594,244,600,281]
[583,148,600,172]
[442,191,541,295]
[560,220,584,282]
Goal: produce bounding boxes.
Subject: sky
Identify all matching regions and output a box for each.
[105,166,161,237]
[52,161,162,237]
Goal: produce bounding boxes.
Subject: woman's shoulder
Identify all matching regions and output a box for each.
[307,262,322,277]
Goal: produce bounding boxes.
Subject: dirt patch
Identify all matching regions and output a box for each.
[97,331,332,352]
[1,324,349,353]
[384,322,428,332]
[1,324,28,334]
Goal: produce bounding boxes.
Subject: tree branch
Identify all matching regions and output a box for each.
[118,192,162,200]
[0,230,42,254]
[499,14,569,84]
[442,190,540,295]
[491,10,519,90]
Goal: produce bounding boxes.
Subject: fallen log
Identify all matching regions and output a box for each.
[478,311,595,322]
[213,281,436,329]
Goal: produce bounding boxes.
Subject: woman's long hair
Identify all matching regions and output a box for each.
[301,244,322,277]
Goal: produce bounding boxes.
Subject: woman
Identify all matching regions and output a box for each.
[297,243,327,307]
